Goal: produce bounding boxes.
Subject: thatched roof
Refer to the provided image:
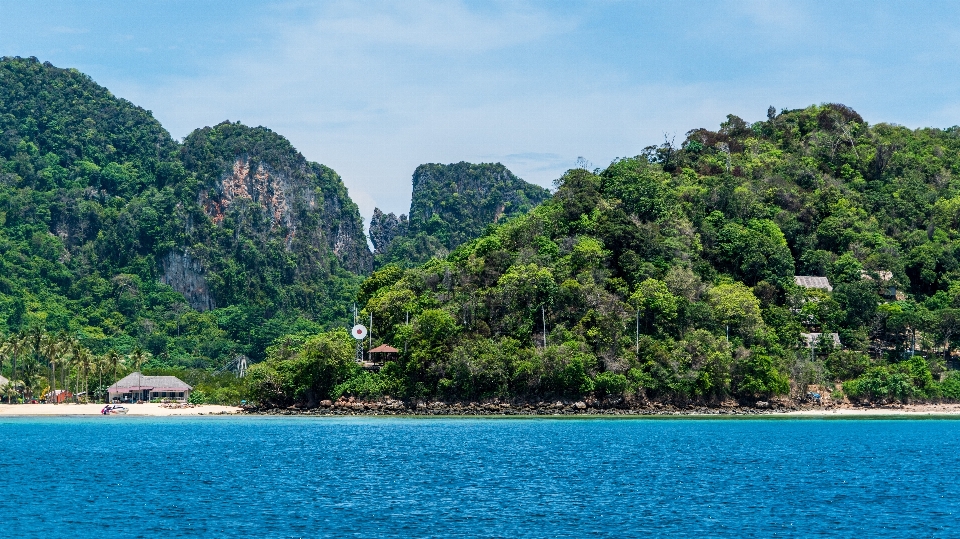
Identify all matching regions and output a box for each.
[108,372,192,391]
[369,344,399,353]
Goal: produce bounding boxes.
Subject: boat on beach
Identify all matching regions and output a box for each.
[101,405,128,415]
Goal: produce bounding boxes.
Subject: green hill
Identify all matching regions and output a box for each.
[0,57,369,366]
[369,162,550,266]
[249,104,960,406]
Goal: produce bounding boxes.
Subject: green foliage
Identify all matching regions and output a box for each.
[12,59,960,406]
[0,58,368,370]
[244,329,357,406]
[843,356,936,403]
[371,162,551,266]
[732,352,790,398]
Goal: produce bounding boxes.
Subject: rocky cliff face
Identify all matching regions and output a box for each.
[173,122,372,315]
[160,251,215,311]
[370,162,551,265]
[369,208,408,255]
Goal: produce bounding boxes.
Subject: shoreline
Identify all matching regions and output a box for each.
[241,401,960,418]
[0,403,241,416]
[4,402,960,418]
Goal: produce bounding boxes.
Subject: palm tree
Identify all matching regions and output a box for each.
[0,335,10,386]
[57,332,72,400]
[1,383,17,404]
[9,331,26,402]
[95,354,106,403]
[40,332,62,404]
[76,347,92,403]
[131,348,147,402]
[107,350,121,384]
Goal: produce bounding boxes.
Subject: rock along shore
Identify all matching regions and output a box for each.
[242,397,854,417]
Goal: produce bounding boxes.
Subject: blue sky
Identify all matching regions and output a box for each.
[2,1,959,224]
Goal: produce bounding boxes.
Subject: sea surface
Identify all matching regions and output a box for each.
[1,416,958,538]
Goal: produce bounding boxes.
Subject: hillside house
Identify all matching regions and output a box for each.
[108,372,192,403]
[794,276,833,292]
[800,332,842,350]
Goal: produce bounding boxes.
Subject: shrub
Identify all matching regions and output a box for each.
[594,371,629,398]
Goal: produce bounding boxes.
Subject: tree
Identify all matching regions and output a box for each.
[630,279,679,335]
[707,283,764,340]
[131,348,147,401]
[107,350,122,386]
[733,352,790,398]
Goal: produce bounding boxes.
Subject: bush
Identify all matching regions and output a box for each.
[732,352,789,398]
[843,366,915,403]
[939,371,960,401]
[824,350,871,381]
[594,371,629,398]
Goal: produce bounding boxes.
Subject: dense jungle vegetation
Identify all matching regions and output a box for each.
[5,56,960,407]
[0,56,368,382]
[246,104,960,407]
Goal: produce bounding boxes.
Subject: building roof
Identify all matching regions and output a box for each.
[801,332,842,348]
[794,275,833,292]
[369,344,399,353]
[108,372,192,392]
[0,374,8,387]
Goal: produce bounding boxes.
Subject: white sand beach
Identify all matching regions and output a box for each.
[0,403,240,416]
[783,403,960,416]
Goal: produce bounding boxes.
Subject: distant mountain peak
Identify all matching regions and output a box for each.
[370,161,550,265]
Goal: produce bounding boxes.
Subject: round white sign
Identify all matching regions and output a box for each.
[351,324,368,340]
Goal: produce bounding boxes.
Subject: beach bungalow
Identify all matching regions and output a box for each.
[45,389,74,403]
[0,374,8,387]
[364,344,399,371]
[108,372,192,403]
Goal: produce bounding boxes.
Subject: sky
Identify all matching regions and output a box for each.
[2,0,960,228]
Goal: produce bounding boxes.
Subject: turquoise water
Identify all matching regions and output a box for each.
[2,417,959,538]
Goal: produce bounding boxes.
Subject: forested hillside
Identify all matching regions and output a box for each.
[6,55,960,408]
[0,57,368,372]
[369,162,550,266]
[250,104,960,406]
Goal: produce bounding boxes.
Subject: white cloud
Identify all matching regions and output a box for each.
[95,0,960,236]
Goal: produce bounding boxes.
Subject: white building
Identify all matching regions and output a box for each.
[801,332,842,349]
[108,372,192,403]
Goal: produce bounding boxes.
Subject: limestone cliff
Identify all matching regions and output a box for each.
[174,121,372,314]
[370,162,550,265]
[160,251,215,311]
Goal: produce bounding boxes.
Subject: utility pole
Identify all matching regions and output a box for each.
[542,305,547,349]
[369,312,373,360]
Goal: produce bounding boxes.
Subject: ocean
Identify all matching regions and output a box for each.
[1,416,958,538]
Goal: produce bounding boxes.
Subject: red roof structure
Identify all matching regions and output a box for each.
[368,344,399,353]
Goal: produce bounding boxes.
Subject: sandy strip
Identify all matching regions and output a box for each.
[0,403,240,416]
[783,403,960,416]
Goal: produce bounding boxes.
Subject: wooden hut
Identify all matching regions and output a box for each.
[364,344,399,370]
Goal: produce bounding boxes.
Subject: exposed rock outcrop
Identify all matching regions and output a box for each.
[182,121,373,276]
[160,251,214,311]
[369,208,408,255]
